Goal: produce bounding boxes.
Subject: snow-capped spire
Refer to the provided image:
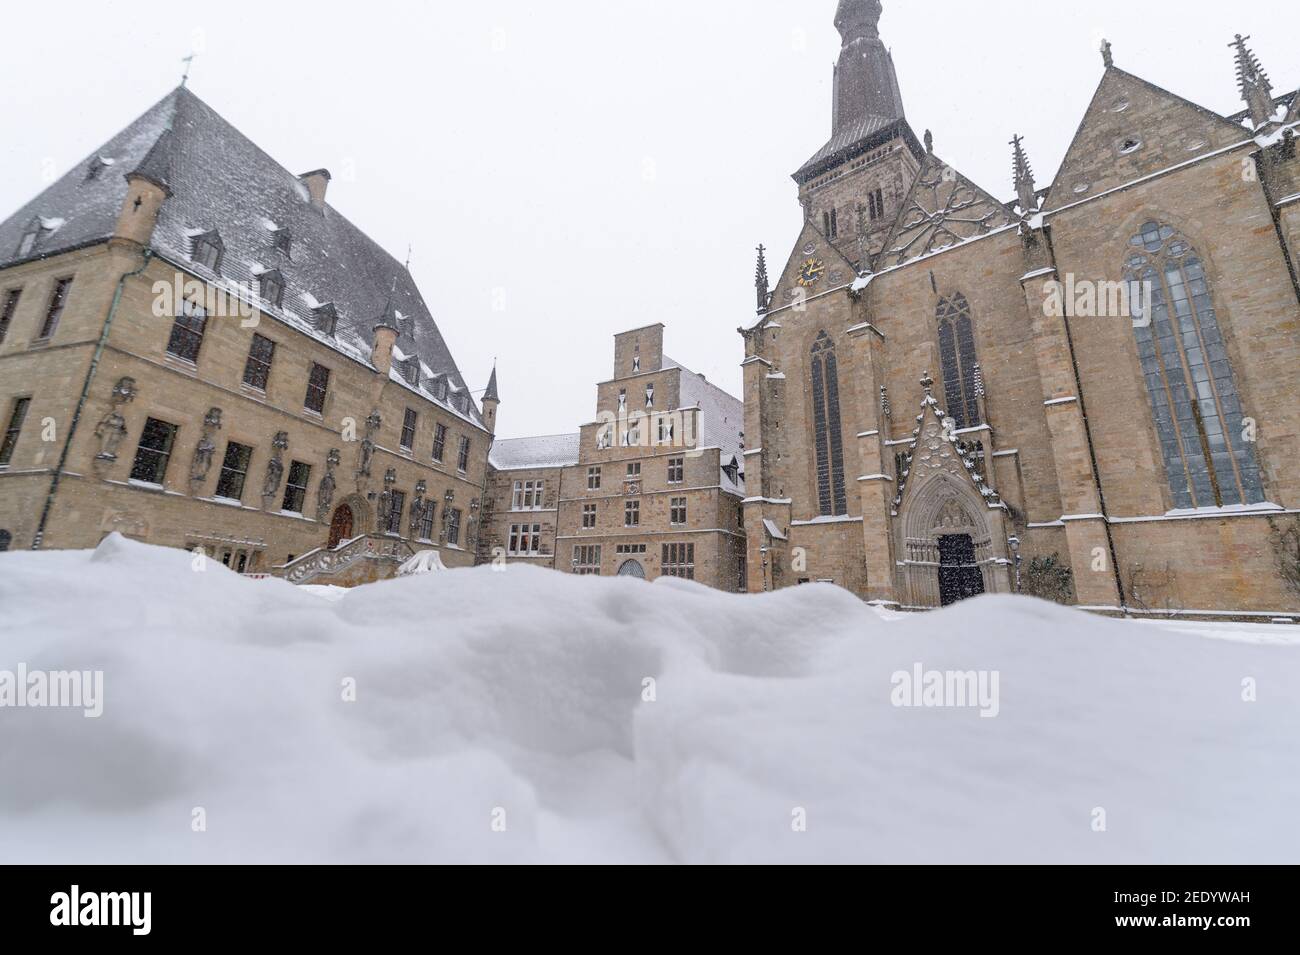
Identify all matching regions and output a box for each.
[1231,34,1276,129]
[1010,134,1037,214]
[754,244,771,314]
[483,363,500,404]
[832,0,905,135]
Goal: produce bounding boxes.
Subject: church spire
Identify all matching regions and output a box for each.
[1231,34,1276,129]
[1010,134,1037,214]
[832,0,905,135]
[754,244,771,314]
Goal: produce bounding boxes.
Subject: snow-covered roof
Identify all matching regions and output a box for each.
[0,86,483,426]
[489,433,581,471]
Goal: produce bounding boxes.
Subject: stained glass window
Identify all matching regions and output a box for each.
[810,331,847,516]
[1126,221,1263,508]
[936,293,980,430]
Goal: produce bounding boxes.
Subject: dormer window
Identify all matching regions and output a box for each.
[258,269,285,308]
[17,231,37,257]
[192,231,223,273]
[312,303,338,336]
[398,356,419,386]
[434,377,450,401]
[272,228,291,257]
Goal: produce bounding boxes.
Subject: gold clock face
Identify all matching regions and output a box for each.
[797,258,826,287]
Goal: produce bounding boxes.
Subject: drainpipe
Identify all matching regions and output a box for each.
[32,248,153,549]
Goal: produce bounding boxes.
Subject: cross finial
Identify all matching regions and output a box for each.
[180,53,198,87]
[404,243,413,271]
[1100,39,1113,69]
[920,371,934,395]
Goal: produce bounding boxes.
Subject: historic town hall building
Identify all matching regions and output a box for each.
[741,0,1300,615]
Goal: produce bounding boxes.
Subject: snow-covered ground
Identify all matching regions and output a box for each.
[1,534,1297,864]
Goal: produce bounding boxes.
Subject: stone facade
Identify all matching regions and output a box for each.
[0,88,493,584]
[741,2,1300,619]
[483,324,747,590]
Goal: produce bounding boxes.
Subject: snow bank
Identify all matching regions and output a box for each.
[1,535,1297,864]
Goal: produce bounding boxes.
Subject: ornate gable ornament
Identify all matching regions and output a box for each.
[876,154,1015,269]
[891,373,1005,517]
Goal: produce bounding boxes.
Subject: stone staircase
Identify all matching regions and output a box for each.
[276,534,415,587]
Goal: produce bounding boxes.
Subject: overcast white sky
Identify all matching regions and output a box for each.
[2,1,1297,438]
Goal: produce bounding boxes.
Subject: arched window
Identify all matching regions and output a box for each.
[0,530,11,552]
[936,293,980,430]
[1126,221,1263,508]
[810,331,847,516]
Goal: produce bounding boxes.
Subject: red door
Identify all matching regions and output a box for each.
[328,505,354,550]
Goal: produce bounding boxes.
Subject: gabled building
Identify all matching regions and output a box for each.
[482,324,747,589]
[742,0,1300,617]
[0,86,495,582]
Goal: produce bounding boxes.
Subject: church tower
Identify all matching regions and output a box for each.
[794,0,924,267]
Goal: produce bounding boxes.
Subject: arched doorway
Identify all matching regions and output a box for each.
[938,533,984,606]
[617,559,646,579]
[328,504,354,550]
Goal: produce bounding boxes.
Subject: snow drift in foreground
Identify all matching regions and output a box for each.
[1,535,1297,864]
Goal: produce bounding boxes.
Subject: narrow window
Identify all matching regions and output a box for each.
[457,435,471,472]
[625,500,640,527]
[432,423,447,462]
[936,293,981,430]
[166,297,207,363]
[670,497,687,525]
[668,457,684,484]
[215,442,253,501]
[810,331,847,516]
[446,507,462,546]
[386,490,406,535]
[128,417,178,485]
[282,461,311,514]
[1126,221,1264,507]
[419,501,436,541]
[0,530,11,552]
[582,503,597,529]
[304,363,330,414]
[37,278,73,341]
[587,466,601,490]
[0,397,32,466]
[512,481,524,510]
[400,408,418,451]
[626,462,641,479]
[242,334,276,390]
[0,288,21,344]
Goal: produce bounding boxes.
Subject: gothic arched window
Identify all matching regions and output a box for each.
[1126,221,1264,509]
[936,293,981,430]
[810,331,847,516]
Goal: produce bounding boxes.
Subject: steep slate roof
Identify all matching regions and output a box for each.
[488,433,581,470]
[0,86,482,426]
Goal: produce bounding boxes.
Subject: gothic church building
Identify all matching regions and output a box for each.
[742,0,1300,617]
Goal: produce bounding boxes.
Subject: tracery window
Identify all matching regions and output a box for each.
[810,331,847,516]
[1126,221,1263,508]
[936,293,980,430]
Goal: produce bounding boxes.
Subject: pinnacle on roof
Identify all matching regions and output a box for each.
[483,364,500,403]
[1231,34,1277,129]
[754,244,770,314]
[1010,134,1037,214]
